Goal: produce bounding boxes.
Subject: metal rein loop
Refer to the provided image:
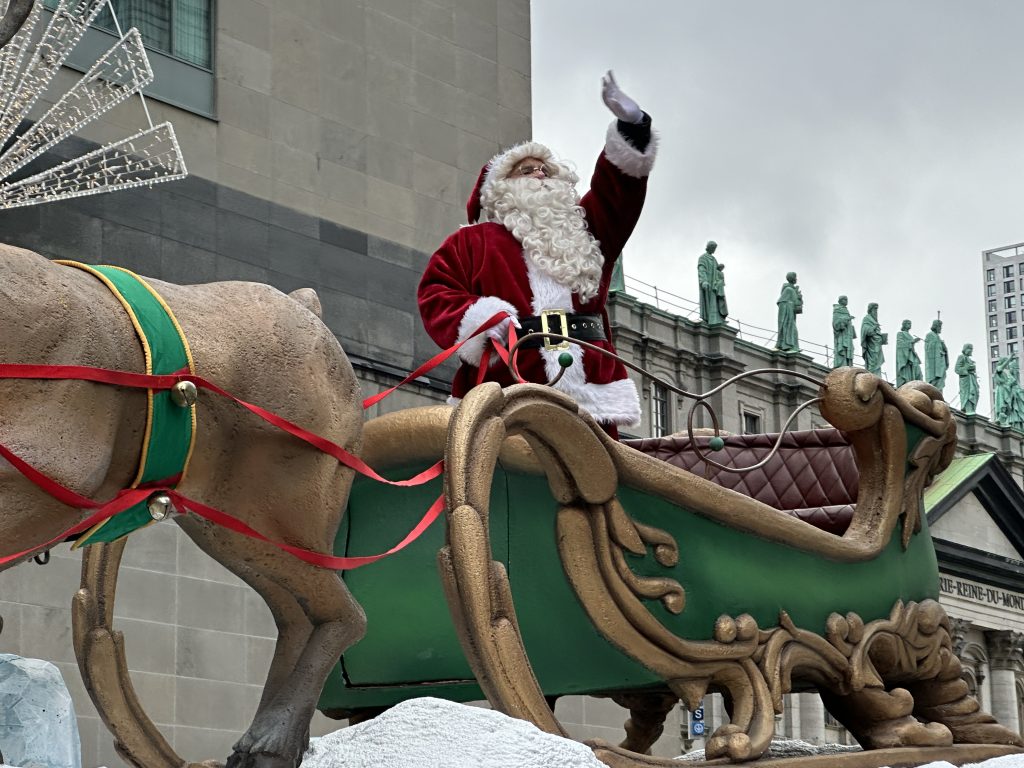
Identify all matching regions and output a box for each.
[506,331,827,475]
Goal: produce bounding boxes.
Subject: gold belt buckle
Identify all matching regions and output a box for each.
[540,308,570,351]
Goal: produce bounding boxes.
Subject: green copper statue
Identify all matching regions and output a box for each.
[775,272,802,352]
[895,319,923,387]
[993,356,1024,430]
[832,295,856,368]
[860,303,887,377]
[697,240,728,326]
[924,319,948,391]
[955,344,979,415]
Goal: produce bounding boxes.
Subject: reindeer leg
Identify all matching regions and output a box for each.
[228,561,366,768]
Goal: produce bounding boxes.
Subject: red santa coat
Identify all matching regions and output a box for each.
[417,121,657,426]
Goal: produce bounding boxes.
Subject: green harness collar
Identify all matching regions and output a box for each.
[59,261,197,546]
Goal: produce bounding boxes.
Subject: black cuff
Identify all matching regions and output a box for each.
[616,111,652,153]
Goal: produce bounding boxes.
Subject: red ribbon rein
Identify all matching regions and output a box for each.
[0,311,512,569]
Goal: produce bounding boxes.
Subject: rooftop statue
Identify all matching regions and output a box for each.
[895,319,923,387]
[775,271,802,353]
[832,295,856,368]
[925,319,949,391]
[955,343,979,415]
[860,302,887,377]
[697,240,728,326]
[993,356,1024,430]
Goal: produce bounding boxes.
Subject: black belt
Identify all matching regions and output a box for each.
[518,310,606,350]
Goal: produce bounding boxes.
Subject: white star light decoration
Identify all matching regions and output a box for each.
[0,0,186,209]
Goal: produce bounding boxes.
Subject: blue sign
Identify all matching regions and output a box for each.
[691,721,705,735]
[692,706,704,721]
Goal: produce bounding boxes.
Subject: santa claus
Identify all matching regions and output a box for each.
[417,71,657,437]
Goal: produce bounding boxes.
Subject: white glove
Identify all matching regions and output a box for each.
[487,314,519,348]
[601,70,643,124]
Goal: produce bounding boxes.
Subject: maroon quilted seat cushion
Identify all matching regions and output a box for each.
[623,429,859,535]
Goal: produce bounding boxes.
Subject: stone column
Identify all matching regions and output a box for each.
[986,630,1024,734]
[798,692,826,745]
[784,693,801,740]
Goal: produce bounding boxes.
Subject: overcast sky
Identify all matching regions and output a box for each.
[531,0,1024,415]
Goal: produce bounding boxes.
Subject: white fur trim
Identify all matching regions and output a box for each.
[525,259,640,426]
[456,296,519,367]
[603,120,658,178]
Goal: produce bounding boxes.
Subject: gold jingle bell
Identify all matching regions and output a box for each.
[147,493,176,522]
[171,380,198,407]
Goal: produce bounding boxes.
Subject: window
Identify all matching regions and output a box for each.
[1005,265,1015,278]
[50,0,213,68]
[990,300,998,313]
[1006,280,1015,293]
[1007,296,1017,309]
[1009,327,1019,340]
[992,345,1001,359]
[988,269,996,282]
[1009,311,1017,324]
[991,330,1000,343]
[1009,342,1019,356]
[989,285,997,297]
[650,382,669,437]
[1019,263,1024,275]
[990,315,999,328]
[44,0,214,116]
[742,411,762,435]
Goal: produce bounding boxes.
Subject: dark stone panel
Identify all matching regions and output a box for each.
[214,256,269,283]
[216,208,269,264]
[171,175,218,206]
[367,234,418,269]
[159,240,218,285]
[217,185,270,223]
[0,205,43,253]
[320,219,368,254]
[269,201,318,238]
[265,269,316,296]
[265,226,322,283]
[318,243,421,312]
[100,221,162,276]
[38,204,102,262]
[100,185,163,235]
[160,191,217,251]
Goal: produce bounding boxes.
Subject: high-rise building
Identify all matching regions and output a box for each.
[982,242,1024,390]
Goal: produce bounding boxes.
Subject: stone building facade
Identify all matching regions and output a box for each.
[1,0,1024,764]
[0,0,525,764]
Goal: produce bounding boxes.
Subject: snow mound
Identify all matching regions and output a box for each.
[302,697,606,768]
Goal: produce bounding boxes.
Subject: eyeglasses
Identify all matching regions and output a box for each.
[514,164,548,177]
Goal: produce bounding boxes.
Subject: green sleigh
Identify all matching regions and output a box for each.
[311,369,1019,766]
[78,369,1024,768]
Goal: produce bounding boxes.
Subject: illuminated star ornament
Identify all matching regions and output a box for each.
[0,0,187,209]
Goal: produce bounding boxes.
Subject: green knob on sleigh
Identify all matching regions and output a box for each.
[319,370,1023,767]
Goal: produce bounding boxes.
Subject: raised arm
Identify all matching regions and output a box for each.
[580,71,658,261]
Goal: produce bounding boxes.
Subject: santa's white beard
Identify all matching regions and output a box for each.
[482,177,604,303]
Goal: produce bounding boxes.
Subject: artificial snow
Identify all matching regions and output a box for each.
[302,697,606,768]
[0,654,81,768]
[301,700,1024,768]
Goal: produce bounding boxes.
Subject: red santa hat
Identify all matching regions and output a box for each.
[466,141,577,223]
